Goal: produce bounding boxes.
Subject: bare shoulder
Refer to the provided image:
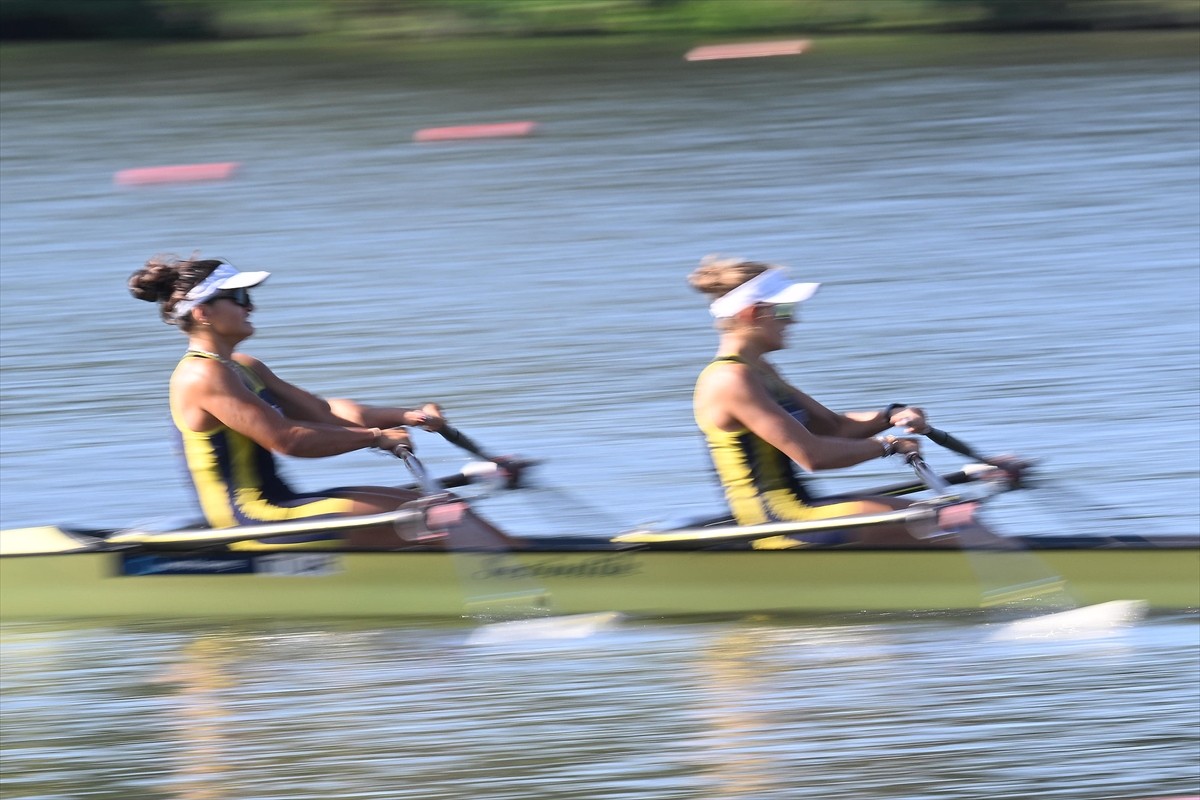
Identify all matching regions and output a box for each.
[701,357,753,381]
[229,353,275,382]
[172,353,223,381]
[697,358,758,403]
[170,354,230,397]
[229,352,264,370]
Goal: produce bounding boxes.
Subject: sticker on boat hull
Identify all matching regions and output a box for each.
[471,554,638,581]
[256,553,341,576]
[120,553,341,577]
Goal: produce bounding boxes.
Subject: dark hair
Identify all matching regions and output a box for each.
[128,253,222,330]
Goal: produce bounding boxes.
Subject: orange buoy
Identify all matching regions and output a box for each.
[685,40,811,62]
[114,162,240,186]
[413,121,538,143]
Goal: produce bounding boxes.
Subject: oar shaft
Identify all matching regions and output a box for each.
[907,454,952,495]
[922,427,1030,487]
[923,427,988,462]
[397,449,445,497]
[439,425,495,461]
[436,425,533,489]
[439,424,489,455]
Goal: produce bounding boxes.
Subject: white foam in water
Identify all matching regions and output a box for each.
[465,612,625,645]
[988,600,1149,641]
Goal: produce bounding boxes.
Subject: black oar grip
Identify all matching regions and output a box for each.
[439,425,493,461]
[924,427,1031,488]
[924,427,987,462]
[437,425,534,489]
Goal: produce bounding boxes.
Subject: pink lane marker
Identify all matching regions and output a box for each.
[413,121,538,143]
[685,39,811,61]
[114,162,240,186]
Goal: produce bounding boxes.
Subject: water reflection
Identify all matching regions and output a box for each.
[687,623,896,798]
[1,617,1197,798]
[156,636,237,800]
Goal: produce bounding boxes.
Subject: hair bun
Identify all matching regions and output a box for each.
[688,254,772,297]
[128,256,181,303]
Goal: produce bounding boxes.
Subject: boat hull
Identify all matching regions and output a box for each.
[2,544,1196,620]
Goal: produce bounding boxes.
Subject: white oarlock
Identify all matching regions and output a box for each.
[461,460,505,490]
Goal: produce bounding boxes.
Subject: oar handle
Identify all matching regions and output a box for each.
[921,427,1030,488]
[437,424,533,489]
[922,427,988,462]
[438,424,496,461]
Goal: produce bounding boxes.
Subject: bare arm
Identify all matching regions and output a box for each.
[233,355,443,430]
[757,362,923,438]
[172,358,406,457]
[696,361,889,472]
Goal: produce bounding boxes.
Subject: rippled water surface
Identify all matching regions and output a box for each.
[2,617,1198,799]
[1,32,1198,799]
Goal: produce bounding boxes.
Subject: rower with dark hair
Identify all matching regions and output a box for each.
[128,252,500,549]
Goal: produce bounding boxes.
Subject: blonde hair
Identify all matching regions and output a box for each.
[686,255,777,301]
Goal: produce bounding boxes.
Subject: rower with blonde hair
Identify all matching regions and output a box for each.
[688,255,944,547]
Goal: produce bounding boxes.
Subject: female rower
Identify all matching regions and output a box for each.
[688,255,948,548]
[129,253,485,549]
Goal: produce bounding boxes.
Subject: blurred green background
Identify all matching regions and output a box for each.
[2,0,1197,41]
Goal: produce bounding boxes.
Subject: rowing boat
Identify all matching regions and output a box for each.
[1,529,1196,620]
[2,463,1197,620]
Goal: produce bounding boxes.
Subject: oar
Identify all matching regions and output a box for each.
[920,426,1033,488]
[909,448,1069,580]
[395,447,513,553]
[437,424,534,489]
[922,427,989,463]
[396,446,447,498]
[905,453,1146,635]
[905,453,954,496]
[395,445,622,642]
[438,424,495,461]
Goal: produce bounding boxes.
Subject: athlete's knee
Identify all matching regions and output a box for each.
[334,488,419,511]
[846,496,909,514]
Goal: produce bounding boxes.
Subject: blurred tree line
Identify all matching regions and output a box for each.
[1,0,1196,41]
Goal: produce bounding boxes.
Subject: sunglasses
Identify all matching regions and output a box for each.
[208,287,252,308]
[758,303,796,322]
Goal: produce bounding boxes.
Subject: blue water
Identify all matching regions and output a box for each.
[2,616,1198,799]
[0,32,1197,800]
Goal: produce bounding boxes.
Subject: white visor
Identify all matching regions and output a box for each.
[172,263,270,320]
[709,268,820,319]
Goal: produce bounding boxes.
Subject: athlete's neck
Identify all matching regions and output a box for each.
[715,334,775,366]
[186,336,235,361]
